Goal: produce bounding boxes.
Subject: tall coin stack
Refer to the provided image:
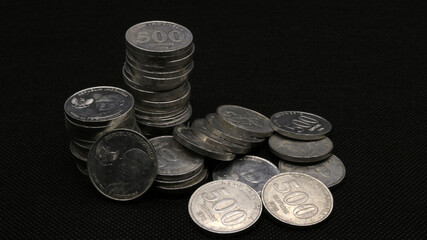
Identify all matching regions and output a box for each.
[64,86,141,175]
[123,21,194,136]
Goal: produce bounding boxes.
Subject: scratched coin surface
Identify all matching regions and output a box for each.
[269,134,333,163]
[189,180,262,234]
[150,136,204,180]
[262,172,333,226]
[279,155,345,187]
[213,156,280,195]
[270,111,332,140]
[216,105,273,138]
[87,129,157,201]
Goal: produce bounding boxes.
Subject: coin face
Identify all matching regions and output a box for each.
[188,180,262,234]
[150,136,204,180]
[213,156,280,195]
[87,129,157,201]
[279,155,345,187]
[64,86,134,125]
[268,134,333,163]
[262,173,333,226]
[216,105,273,138]
[270,111,332,140]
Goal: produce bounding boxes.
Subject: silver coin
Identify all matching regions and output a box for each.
[134,103,190,119]
[125,50,194,72]
[270,111,332,140]
[188,180,262,234]
[262,172,333,226]
[213,155,280,195]
[137,104,192,127]
[125,60,193,79]
[155,166,204,185]
[191,118,251,154]
[135,87,190,110]
[279,155,345,187]
[268,134,333,163]
[155,168,208,191]
[126,44,195,67]
[216,105,273,138]
[126,43,194,63]
[70,142,88,161]
[173,125,236,161]
[150,136,204,181]
[87,129,157,201]
[204,113,264,147]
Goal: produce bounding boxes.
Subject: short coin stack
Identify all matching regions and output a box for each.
[123,21,194,136]
[64,86,140,175]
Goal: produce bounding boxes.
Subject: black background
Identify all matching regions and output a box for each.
[1,0,426,239]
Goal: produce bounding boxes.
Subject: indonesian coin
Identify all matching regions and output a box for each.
[268,134,333,163]
[188,180,262,234]
[155,168,208,192]
[262,172,333,226]
[213,155,280,195]
[150,136,204,181]
[87,129,157,201]
[216,105,273,138]
[270,111,332,140]
[278,155,345,187]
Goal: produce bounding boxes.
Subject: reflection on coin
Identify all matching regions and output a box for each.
[268,134,333,163]
[150,136,204,181]
[270,111,332,140]
[189,180,262,234]
[262,172,333,226]
[279,155,345,187]
[87,129,157,201]
[216,105,273,138]
[213,156,280,195]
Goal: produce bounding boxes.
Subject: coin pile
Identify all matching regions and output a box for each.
[64,86,141,175]
[173,105,273,161]
[123,21,194,136]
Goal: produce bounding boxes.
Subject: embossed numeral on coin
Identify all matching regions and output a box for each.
[284,115,319,132]
[293,204,318,219]
[273,180,300,193]
[136,32,150,44]
[283,192,308,205]
[213,198,237,212]
[136,30,185,43]
[221,210,247,226]
[169,30,184,42]
[202,187,229,202]
[152,30,167,42]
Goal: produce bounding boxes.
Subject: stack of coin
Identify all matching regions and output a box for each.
[64,86,141,175]
[123,21,194,136]
[268,111,346,187]
[149,136,207,194]
[173,105,273,161]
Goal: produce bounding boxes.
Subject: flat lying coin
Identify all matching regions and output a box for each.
[216,105,273,138]
[270,111,332,140]
[279,155,345,187]
[262,172,333,226]
[269,134,333,163]
[155,168,208,192]
[189,180,262,234]
[87,129,157,201]
[213,155,280,195]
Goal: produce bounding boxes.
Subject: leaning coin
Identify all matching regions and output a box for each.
[87,129,157,201]
[173,125,236,161]
[270,111,332,140]
[212,155,280,195]
[262,172,333,226]
[279,155,345,187]
[216,105,273,138]
[189,180,262,234]
[268,134,333,163]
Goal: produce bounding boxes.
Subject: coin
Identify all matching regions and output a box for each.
[173,125,236,161]
[76,158,88,176]
[216,105,273,138]
[87,129,157,201]
[278,155,345,187]
[270,111,332,140]
[212,155,280,195]
[150,136,204,181]
[155,168,208,193]
[268,134,333,163]
[188,180,262,234]
[155,166,204,185]
[261,172,333,226]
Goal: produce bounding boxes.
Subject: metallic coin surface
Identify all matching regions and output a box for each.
[150,136,204,180]
[213,155,280,195]
[87,129,157,201]
[268,134,333,163]
[155,168,208,191]
[188,180,262,234]
[173,125,236,161]
[278,155,346,187]
[216,105,273,138]
[262,172,333,226]
[270,111,332,140]
[155,166,204,185]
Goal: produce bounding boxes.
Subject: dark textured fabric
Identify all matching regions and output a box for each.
[1,0,426,239]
